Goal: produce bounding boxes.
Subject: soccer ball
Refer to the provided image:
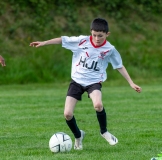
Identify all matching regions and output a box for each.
[49,132,72,153]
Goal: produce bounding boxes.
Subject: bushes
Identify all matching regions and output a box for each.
[0,1,162,84]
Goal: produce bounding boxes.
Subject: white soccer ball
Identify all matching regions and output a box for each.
[49,132,72,153]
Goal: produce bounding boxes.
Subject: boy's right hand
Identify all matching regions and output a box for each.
[29,41,45,47]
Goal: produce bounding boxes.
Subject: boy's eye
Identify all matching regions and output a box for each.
[93,35,103,38]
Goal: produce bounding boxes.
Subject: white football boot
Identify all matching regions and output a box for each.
[74,130,85,150]
[101,131,118,145]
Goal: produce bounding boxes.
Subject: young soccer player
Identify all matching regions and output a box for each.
[30,18,141,150]
[0,55,6,67]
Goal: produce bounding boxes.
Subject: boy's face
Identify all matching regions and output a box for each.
[91,30,110,46]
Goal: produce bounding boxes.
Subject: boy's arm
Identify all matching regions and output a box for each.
[29,37,62,47]
[117,66,142,93]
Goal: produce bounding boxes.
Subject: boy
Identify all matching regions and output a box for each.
[0,55,6,67]
[30,18,141,150]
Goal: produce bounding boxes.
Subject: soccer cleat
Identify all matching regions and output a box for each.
[74,130,85,150]
[101,131,118,145]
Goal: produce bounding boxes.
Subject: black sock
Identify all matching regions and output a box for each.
[96,108,107,134]
[66,116,81,138]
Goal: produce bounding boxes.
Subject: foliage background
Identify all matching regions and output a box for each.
[0,0,162,84]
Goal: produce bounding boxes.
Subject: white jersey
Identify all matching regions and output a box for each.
[61,35,123,87]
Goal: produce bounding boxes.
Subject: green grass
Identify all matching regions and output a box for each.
[0,82,162,160]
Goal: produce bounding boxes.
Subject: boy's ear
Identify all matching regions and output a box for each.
[107,32,110,36]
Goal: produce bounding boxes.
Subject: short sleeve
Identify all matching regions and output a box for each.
[61,36,87,52]
[109,48,123,69]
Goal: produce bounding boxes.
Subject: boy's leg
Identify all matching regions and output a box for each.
[64,96,85,150]
[64,96,81,138]
[89,89,118,145]
[89,89,107,133]
[64,80,85,150]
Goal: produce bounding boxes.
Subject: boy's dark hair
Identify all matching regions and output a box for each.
[90,18,109,33]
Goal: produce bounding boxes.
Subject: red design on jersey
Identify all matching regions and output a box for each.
[98,74,103,83]
[79,40,86,46]
[86,52,89,57]
[104,50,110,54]
[76,62,80,66]
[98,50,110,59]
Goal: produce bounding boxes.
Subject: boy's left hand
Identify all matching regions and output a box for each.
[130,83,142,93]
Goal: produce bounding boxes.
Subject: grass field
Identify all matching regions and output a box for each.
[0,82,162,160]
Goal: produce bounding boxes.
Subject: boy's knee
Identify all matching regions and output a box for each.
[93,102,103,112]
[64,111,73,120]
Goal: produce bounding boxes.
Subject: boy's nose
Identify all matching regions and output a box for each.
[95,37,99,41]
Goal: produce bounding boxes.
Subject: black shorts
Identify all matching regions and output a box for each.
[66,80,102,101]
